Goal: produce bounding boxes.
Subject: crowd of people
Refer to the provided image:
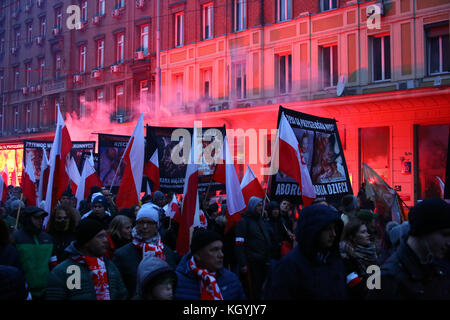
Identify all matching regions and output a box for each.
[1,183,450,300]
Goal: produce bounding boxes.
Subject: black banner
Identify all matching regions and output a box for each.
[146,125,226,194]
[97,134,130,187]
[445,127,450,200]
[269,106,353,205]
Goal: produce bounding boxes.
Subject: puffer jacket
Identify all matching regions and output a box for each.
[174,252,246,300]
[264,204,347,300]
[46,242,127,300]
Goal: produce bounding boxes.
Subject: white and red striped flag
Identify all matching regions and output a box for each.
[143,149,160,193]
[66,157,81,195]
[240,164,265,206]
[76,152,104,209]
[21,157,37,206]
[164,193,180,219]
[0,165,8,203]
[37,148,49,204]
[116,114,145,211]
[276,112,316,206]
[1,164,8,187]
[44,106,73,228]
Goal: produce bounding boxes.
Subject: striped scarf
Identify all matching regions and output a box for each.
[132,228,165,261]
[72,255,110,300]
[188,256,223,300]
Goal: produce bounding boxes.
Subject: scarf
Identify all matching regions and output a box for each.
[132,228,165,261]
[188,256,223,300]
[72,255,110,300]
[340,240,378,274]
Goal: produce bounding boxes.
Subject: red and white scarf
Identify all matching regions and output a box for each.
[72,255,111,300]
[188,256,223,300]
[132,232,166,261]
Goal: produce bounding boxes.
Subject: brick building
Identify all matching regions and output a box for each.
[0,0,449,204]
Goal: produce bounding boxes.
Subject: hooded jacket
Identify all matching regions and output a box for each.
[235,197,272,266]
[135,256,177,299]
[174,252,246,300]
[46,242,128,300]
[264,204,347,300]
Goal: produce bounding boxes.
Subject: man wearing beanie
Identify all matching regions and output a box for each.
[46,218,127,300]
[174,228,246,300]
[368,198,450,300]
[80,194,113,229]
[113,205,179,298]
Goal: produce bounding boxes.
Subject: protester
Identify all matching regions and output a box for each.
[105,215,133,258]
[235,196,272,300]
[0,205,15,234]
[101,187,118,217]
[368,198,450,300]
[13,206,57,299]
[113,205,179,298]
[47,204,78,263]
[59,189,75,209]
[279,198,295,237]
[339,217,378,299]
[118,207,136,225]
[264,204,347,300]
[174,228,246,300]
[135,256,177,300]
[80,194,113,229]
[377,221,410,265]
[340,194,360,226]
[46,218,127,300]
[0,217,22,270]
[267,201,292,260]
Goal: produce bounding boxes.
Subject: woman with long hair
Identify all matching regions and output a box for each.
[47,205,78,263]
[105,215,133,259]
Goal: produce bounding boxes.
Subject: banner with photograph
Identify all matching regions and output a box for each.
[0,143,24,186]
[269,106,353,205]
[97,134,130,187]
[146,125,226,194]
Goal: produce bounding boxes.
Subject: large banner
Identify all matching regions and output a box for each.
[146,125,226,194]
[0,143,24,186]
[23,140,96,182]
[98,134,130,187]
[269,106,353,205]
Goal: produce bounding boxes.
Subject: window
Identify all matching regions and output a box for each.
[275,54,292,94]
[232,62,247,99]
[79,93,86,118]
[0,35,5,54]
[25,62,31,87]
[173,74,183,105]
[26,23,32,43]
[79,45,86,72]
[14,29,20,48]
[115,0,125,9]
[320,0,338,12]
[13,68,20,90]
[115,84,124,113]
[55,53,62,78]
[38,58,45,82]
[81,0,88,21]
[320,44,338,88]
[371,35,391,81]
[116,33,125,63]
[96,39,104,68]
[202,3,213,40]
[38,102,44,127]
[96,88,104,105]
[276,0,291,22]
[175,12,184,47]
[201,69,212,98]
[139,80,149,110]
[25,104,31,129]
[13,106,19,131]
[55,8,62,28]
[97,0,105,15]
[40,17,46,36]
[360,126,390,186]
[426,24,449,75]
[0,72,4,93]
[234,0,246,32]
[140,24,149,54]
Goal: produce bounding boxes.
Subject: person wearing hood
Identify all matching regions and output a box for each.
[47,204,78,263]
[13,206,57,299]
[174,228,246,300]
[264,204,347,300]
[46,218,127,300]
[113,205,179,298]
[368,198,450,300]
[135,256,177,300]
[235,196,272,300]
[80,194,113,229]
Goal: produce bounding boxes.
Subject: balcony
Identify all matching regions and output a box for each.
[136,0,145,9]
[73,74,83,84]
[110,64,121,74]
[91,69,102,80]
[92,13,104,25]
[43,78,66,95]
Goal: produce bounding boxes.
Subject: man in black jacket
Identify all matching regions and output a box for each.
[368,198,450,300]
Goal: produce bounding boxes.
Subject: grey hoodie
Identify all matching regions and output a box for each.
[136,256,176,298]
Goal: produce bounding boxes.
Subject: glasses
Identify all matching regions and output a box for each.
[136,220,157,226]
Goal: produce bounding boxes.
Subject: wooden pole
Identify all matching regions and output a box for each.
[14,193,24,231]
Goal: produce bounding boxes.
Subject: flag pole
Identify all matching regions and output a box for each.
[261,123,280,218]
[14,193,24,231]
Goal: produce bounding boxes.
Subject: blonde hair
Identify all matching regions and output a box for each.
[108,215,132,239]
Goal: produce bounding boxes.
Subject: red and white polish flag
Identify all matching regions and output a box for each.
[76,152,104,209]
[37,148,49,204]
[240,164,265,207]
[44,106,73,228]
[116,114,145,211]
[21,156,37,206]
[164,193,180,219]
[143,149,160,193]
[66,157,81,195]
[277,112,316,206]
[0,164,8,203]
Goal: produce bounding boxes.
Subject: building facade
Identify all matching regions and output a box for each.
[0,0,449,205]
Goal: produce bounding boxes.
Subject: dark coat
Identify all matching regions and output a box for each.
[0,265,28,300]
[0,243,23,270]
[113,241,180,298]
[367,241,450,300]
[264,204,347,300]
[174,252,246,300]
[48,230,76,263]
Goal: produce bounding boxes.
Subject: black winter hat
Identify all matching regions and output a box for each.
[409,198,450,237]
[190,228,222,253]
[22,206,48,217]
[75,218,104,246]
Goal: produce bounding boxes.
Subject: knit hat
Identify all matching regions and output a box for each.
[75,218,104,246]
[152,191,165,203]
[409,198,450,237]
[190,228,222,254]
[136,205,160,227]
[91,192,104,203]
[92,194,107,208]
[22,206,48,217]
[341,194,358,212]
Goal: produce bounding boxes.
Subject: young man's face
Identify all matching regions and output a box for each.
[194,240,224,273]
[423,228,450,260]
[85,230,108,257]
[318,221,338,250]
[280,200,291,213]
[92,203,106,217]
[31,215,44,230]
